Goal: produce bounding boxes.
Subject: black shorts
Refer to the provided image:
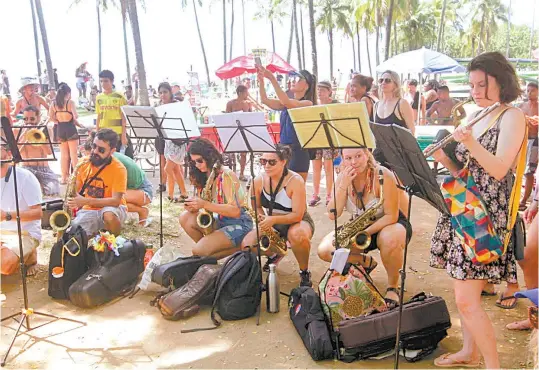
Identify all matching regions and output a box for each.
[57,122,78,142]
[273,212,315,239]
[363,212,412,253]
[288,144,310,173]
[116,136,134,159]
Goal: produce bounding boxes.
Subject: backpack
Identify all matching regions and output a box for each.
[182,250,262,332]
[48,225,88,300]
[319,263,387,331]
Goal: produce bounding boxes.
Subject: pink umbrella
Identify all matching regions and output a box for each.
[215,52,296,80]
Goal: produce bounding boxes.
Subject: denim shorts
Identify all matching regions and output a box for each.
[139,176,154,201]
[215,208,253,247]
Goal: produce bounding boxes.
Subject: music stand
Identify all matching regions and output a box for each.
[0,117,85,367]
[289,102,376,249]
[371,122,449,369]
[122,102,200,250]
[213,111,276,325]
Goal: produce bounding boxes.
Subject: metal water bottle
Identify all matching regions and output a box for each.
[266,264,280,313]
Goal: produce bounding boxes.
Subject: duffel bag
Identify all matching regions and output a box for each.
[68,239,146,308]
[289,286,334,361]
[152,256,218,289]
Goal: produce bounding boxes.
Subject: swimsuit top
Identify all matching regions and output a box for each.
[259,174,296,214]
[374,99,407,129]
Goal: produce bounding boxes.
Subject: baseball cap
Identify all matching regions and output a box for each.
[515,288,538,306]
[318,80,332,90]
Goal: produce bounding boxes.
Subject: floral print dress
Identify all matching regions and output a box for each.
[430,121,518,284]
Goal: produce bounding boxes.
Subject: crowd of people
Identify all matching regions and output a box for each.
[0,50,538,368]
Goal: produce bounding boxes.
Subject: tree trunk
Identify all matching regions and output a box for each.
[506,0,511,57]
[308,0,318,77]
[300,6,306,69]
[352,37,356,71]
[365,28,372,77]
[286,5,294,63]
[29,0,42,84]
[393,21,397,57]
[223,0,227,91]
[229,0,234,61]
[33,0,54,89]
[242,0,246,55]
[121,0,131,85]
[271,19,276,52]
[329,29,334,80]
[356,21,360,72]
[478,13,485,55]
[293,0,302,69]
[436,0,447,51]
[384,0,394,61]
[193,0,211,85]
[127,0,149,105]
[375,0,380,66]
[97,0,102,74]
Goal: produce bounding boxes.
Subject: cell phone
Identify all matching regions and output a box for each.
[254,57,262,66]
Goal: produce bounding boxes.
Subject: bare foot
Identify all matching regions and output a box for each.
[138,207,150,226]
[506,318,532,330]
[24,249,38,276]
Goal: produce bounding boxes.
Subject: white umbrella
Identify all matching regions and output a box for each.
[376,47,466,74]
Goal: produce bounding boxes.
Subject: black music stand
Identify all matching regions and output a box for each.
[122,103,200,250]
[213,111,276,325]
[371,122,449,369]
[0,117,85,367]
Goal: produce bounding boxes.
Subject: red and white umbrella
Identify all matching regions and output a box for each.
[215,52,296,80]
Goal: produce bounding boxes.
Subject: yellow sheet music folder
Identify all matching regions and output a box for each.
[288,102,376,149]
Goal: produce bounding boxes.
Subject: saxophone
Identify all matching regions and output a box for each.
[245,179,288,256]
[50,158,88,238]
[451,97,473,127]
[196,162,220,235]
[333,170,384,250]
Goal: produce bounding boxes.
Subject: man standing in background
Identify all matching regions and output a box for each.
[519,82,539,210]
[225,85,252,181]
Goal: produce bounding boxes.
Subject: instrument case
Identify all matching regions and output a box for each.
[151,256,218,289]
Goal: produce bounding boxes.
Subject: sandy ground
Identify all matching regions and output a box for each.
[1,110,536,369]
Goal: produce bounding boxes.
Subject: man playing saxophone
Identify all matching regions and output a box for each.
[67,128,128,237]
[317,148,412,308]
[179,138,253,259]
[241,145,315,287]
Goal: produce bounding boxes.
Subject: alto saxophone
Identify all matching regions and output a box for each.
[50,158,88,238]
[196,162,219,235]
[333,170,384,250]
[451,97,473,127]
[245,179,288,256]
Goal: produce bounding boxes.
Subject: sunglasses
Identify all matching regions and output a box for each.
[378,78,393,84]
[23,117,37,122]
[191,158,205,164]
[259,158,278,166]
[91,143,107,154]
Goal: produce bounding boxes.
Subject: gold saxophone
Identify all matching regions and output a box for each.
[245,179,287,256]
[333,170,384,251]
[196,162,220,235]
[50,158,88,238]
[451,97,473,127]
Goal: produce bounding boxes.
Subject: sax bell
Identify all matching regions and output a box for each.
[196,210,213,229]
[351,232,371,251]
[49,210,71,232]
[26,128,46,143]
[259,235,271,251]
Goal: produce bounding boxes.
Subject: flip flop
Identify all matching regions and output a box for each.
[434,353,481,368]
[495,293,518,309]
[481,290,497,296]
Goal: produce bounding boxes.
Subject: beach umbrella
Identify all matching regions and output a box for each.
[215,52,296,80]
[376,47,466,74]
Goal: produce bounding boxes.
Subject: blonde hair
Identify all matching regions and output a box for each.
[379,70,402,99]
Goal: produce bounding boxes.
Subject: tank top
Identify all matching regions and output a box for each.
[362,94,377,121]
[259,174,296,214]
[279,98,305,146]
[411,92,419,110]
[374,99,407,129]
[345,169,385,220]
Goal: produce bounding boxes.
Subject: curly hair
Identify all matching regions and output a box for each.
[468,51,522,104]
[274,144,292,164]
[187,138,223,189]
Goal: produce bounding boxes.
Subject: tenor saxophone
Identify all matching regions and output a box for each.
[50,158,88,238]
[25,128,47,143]
[196,162,219,235]
[245,179,287,256]
[333,170,384,250]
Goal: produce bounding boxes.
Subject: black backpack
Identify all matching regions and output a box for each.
[183,250,262,332]
[48,225,88,300]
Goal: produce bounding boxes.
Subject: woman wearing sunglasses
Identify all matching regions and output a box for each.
[48,83,83,184]
[157,82,188,202]
[374,71,415,135]
[317,148,411,308]
[179,138,253,259]
[257,66,317,181]
[241,145,315,287]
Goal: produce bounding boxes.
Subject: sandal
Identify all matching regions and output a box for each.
[481,289,497,296]
[495,293,518,309]
[384,287,400,309]
[434,353,481,368]
[359,254,377,274]
[239,175,248,182]
[167,196,181,203]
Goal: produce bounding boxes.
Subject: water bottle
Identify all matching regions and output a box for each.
[266,264,280,313]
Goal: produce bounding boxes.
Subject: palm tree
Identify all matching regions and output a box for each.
[300,5,306,68]
[254,0,286,53]
[222,0,227,91]
[436,0,447,51]
[354,0,375,75]
[120,0,131,85]
[317,0,351,79]
[29,0,42,83]
[384,0,395,60]
[293,0,302,69]
[127,0,149,105]
[241,0,246,55]
[181,0,211,85]
[34,0,55,88]
[469,0,507,54]
[229,0,235,60]
[286,3,294,63]
[308,0,318,77]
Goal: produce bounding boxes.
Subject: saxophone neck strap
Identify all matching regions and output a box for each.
[79,158,112,196]
[268,169,288,216]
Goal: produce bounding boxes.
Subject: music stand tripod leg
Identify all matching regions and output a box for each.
[249,152,264,326]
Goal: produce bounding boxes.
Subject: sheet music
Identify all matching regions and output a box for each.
[155,101,200,139]
[213,111,275,153]
[121,106,163,138]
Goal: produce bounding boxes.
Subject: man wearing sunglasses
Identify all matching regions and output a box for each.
[19,106,59,196]
[67,128,128,237]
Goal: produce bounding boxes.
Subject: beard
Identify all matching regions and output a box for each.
[90,153,109,166]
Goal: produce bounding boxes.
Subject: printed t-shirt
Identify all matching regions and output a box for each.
[76,156,127,210]
[96,92,127,135]
[113,152,145,189]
